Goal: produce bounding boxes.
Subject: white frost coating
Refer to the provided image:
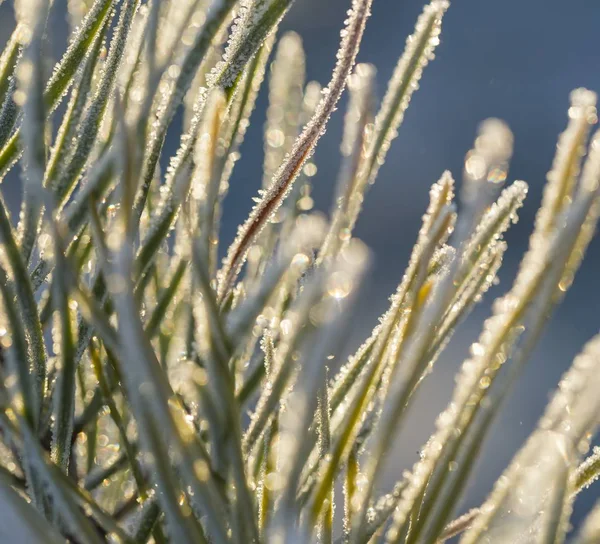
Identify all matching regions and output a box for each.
[501,90,598,304]
[461,333,600,544]
[46,0,116,111]
[364,0,449,184]
[463,181,528,264]
[270,241,370,541]
[328,172,454,415]
[575,446,600,495]
[207,0,290,89]
[217,0,374,301]
[535,88,597,236]
[387,108,600,544]
[139,35,276,277]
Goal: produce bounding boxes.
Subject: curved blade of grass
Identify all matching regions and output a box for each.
[272,242,369,541]
[190,234,260,542]
[0,0,116,176]
[0,195,46,424]
[132,0,239,221]
[13,416,106,543]
[217,0,374,301]
[362,0,448,186]
[53,0,139,207]
[387,128,600,543]
[0,24,22,107]
[49,222,77,473]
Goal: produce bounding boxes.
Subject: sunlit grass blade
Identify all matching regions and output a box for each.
[385,99,600,544]
[188,231,259,541]
[461,332,600,544]
[0,23,22,107]
[7,415,105,543]
[53,0,139,207]
[318,63,376,264]
[132,0,239,220]
[218,0,374,301]
[362,0,448,185]
[301,176,454,518]
[0,0,116,176]
[317,373,333,544]
[0,194,46,423]
[327,171,454,415]
[49,223,77,473]
[271,242,369,541]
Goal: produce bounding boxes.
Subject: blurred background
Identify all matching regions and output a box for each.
[2,0,600,537]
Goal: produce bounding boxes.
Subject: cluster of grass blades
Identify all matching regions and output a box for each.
[0,0,598,542]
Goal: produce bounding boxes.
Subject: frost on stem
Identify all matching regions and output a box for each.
[218,0,374,301]
[461,333,600,544]
[207,0,294,90]
[534,88,597,237]
[54,0,138,207]
[363,0,449,184]
[328,171,455,415]
[386,94,600,544]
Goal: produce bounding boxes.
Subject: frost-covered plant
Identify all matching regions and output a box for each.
[0,0,598,542]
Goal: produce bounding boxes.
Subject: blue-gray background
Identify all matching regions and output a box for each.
[2,0,600,537]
